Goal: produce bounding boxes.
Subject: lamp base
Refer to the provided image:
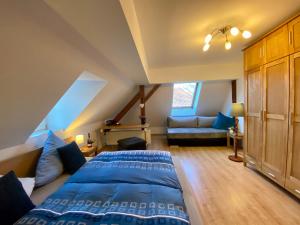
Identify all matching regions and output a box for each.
[228,155,243,162]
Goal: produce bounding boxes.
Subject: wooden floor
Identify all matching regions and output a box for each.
[147,135,300,225]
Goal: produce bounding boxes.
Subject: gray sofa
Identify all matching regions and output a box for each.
[167,116,228,146]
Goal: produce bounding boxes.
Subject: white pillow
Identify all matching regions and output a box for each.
[0,175,35,197]
[18,177,35,196]
[85,157,93,162]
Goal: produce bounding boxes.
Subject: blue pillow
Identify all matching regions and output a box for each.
[212,112,235,130]
[35,131,66,187]
[0,171,35,224]
[57,141,86,174]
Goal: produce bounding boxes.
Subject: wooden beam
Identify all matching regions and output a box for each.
[112,84,160,124]
[145,84,161,102]
[113,91,140,123]
[232,80,237,103]
[139,85,146,124]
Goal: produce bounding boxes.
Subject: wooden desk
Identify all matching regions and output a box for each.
[100,124,151,146]
[101,123,150,131]
[80,146,97,157]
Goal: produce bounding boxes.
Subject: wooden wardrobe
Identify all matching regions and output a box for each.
[244,13,300,198]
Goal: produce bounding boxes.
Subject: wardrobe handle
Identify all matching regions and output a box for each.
[260,110,264,122]
[289,31,293,45]
[290,112,294,126]
[262,110,267,121]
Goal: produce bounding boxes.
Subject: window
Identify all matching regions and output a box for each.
[172,83,197,108]
[31,71,106,137]
[171,82,202,116]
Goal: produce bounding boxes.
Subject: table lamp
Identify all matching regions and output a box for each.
[229,103,244,162]
[231,103,244,135]
[75,134,84,146]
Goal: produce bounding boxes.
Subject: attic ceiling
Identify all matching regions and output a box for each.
[120,0,300,83]
[1,0,300,151]
[45,0,149,84]
[46,0,300,83]
[130,0,300,68]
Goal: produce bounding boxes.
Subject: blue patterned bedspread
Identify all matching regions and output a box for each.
[16,150,190,225]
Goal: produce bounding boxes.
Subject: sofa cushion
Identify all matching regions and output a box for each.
[167,128,227,139]
[212,112,235,130]
[197,116,216,128]
[168,116,198,128]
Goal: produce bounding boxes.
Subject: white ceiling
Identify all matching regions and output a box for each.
[122,0,300,83]
[45,0,300,83]
[45,0,148,84]
[132,0,300,68]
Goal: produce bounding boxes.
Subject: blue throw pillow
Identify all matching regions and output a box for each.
[0,171,35,224]
[212,112,235,130]
[35,131,66,187]
[57,141,87,174]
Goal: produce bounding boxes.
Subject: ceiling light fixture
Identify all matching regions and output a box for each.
[203,43,210,52]
[225,35,232,50]
[203,25,251,51]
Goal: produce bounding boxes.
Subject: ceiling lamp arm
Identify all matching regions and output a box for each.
[202,25,251,51]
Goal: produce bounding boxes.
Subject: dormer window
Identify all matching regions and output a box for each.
[171,82,202,116]
[31,71,106,137]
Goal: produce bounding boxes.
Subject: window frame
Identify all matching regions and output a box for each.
[172,82,199,109]
[171,82,202,116]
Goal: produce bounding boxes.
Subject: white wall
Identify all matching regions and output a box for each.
[121,85,173,133]
[236,76,244,102]
[198,81,232,116]
[122,80,233,133]
[0,1,136,154]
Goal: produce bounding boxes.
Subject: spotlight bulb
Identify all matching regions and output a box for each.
[242,30,252,39]
[225,41,232,50]
[203,43,210,52]
[230,27,239,36]
[204,34,212,43]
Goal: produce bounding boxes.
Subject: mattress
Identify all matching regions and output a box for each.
[16,150,190,225]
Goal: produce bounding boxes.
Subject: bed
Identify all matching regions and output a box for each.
[16,150,190,225]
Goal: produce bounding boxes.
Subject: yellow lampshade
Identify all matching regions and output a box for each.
[75,134,84,145]
[231,103,244,117]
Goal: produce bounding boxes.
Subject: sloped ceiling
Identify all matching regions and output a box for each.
[1,0,300,151]
[121,0,300,83]
[0,0,141,149]
[45,0,148,84]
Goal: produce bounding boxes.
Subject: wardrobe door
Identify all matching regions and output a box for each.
[288,15,300,54]
[244,41,265,71]
[244,67,263,170]
[286,52,300,198]
[265,25,289,63]
[262,56,289,186]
